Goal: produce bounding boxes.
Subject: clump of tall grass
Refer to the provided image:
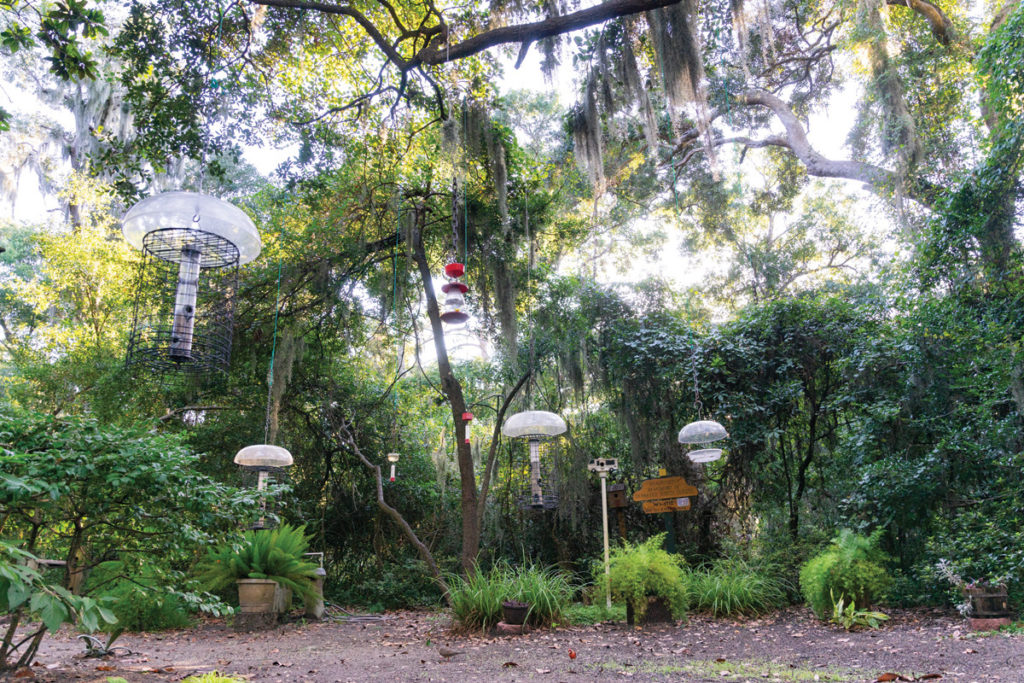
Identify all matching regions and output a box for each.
[446,561,573,631]
[687,558,790,616]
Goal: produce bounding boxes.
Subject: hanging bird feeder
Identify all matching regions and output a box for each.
[234,444,293,529]
[387,452,400,482]
[440,278,469,325]
[678,419,728,464]
[123,191,260,374]
[503,410,567,509]
[444,262,465,279]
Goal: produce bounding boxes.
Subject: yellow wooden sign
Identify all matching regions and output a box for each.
[632,476,698,502]
[642,497,692,514]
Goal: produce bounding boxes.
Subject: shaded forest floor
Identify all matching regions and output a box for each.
[23,607,1024,682]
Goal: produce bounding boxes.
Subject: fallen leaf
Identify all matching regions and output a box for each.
[536,668,551,674]
[502,661,518,668]
[715,658,726,663]
[95,666,115,671]
[568,649,577,660]
[876,674,899,682]
[918,676,942,680]
[13,667,33,678]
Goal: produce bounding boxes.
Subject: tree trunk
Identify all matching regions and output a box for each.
[409,203,480,573]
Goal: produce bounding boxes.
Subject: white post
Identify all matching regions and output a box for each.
[599,469,611,609]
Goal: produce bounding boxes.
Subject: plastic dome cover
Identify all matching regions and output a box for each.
[444,290,466,308]
[234,444,293,468]
[123,192,262,265]
[687,448,723,463]
[678,420,729,444]
[502,410,567,439]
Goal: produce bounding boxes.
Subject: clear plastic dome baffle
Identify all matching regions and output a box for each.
[686,448,723,463]
[502,411,568,440]
[234,444,294,469]
[123,192,261,265]
[678,420,729,444]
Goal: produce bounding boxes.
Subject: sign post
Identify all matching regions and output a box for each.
[588,458,618,609]
[632,473,698,553]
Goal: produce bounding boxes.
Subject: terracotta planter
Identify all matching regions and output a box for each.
[502,601,530,626]
[237,578,277,613]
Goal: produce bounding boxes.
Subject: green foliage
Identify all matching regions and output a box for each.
[328,558,444,610]
[85,562,191,632]
[0,540,117,670]
[565,602,626,625]
[830,591,889,631]
[800,530,891,619]
[181,673,246,683]
[197,524,320,602]
[687,558,790,616]
[601,535,689,621]
[447,562,573,631]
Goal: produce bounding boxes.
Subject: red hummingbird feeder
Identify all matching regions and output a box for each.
[440,262,470,325]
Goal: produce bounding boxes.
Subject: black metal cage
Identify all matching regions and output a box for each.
[516,444,562,511]
[126,227,240,375]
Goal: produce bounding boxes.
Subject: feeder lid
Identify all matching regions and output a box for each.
[444,262,465,278]
[502,410,567,440]
[462,411,474,421]
[123,192,262,265]
[687,448,723,464]
[234,444,293,468]
[387,452,400,463]
[442,282,469,294]
[440,310,470,324]
[678,420,729,444]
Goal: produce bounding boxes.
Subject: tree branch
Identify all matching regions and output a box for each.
[476,370,532,531]
[886,0,959,47]
[739,90,943,208]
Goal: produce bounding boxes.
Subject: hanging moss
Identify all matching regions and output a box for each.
[571,78,606,194]
[491,254,519,360]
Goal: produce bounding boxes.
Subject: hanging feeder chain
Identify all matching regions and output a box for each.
[690,323,702,418]
[264,260,283,444]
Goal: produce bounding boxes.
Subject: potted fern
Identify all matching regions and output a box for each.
[198,523,319,615]
[601,534,689,625]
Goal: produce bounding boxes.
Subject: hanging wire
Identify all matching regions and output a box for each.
[263,260,283,444]
[392,194,402,450]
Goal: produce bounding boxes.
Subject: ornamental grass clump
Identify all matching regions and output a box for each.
[196,523,320,603]
[799,529,891,619]
[600,534,689,621]
[447,561,573,631]
[688,557,790,616]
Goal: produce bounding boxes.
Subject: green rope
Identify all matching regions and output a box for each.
[264,260,283,444]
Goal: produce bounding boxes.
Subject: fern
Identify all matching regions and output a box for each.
[197,524,319,601]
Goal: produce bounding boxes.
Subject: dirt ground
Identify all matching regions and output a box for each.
[17,607,1024,682]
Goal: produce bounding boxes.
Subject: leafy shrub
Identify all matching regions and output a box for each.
[688,558,790,616]
[197,524,320,602]
[799,529,891,618]
[86,562,191,632]
[600,534,689,621]
[447,561,573,630]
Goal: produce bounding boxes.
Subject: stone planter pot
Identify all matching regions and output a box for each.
[237,578,277,614]
[501,601,530,626]
[626,596,674,626]
[273,584,293,614]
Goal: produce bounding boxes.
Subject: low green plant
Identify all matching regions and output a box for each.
[564,602,626,625]
[181,673,246,683]
[447,561,573,630]
[830,591,889,630]
[196,523,320,602]
[688,558,790,616]
[799,529,891,619]
[600,534,689,621]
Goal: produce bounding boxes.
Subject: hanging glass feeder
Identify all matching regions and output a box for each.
[440,278,469,325]
[678,419,728,464]
[387,452,400,482]
[234,444,293,529]
[123,192,261,374]
[503,410,567,509]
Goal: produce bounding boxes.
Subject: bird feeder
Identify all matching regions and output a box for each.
[234,444,293,528]
[387,452,400,482]
[439,261,470,325]
[502,410,567,508]
[678,419,728,464]
[123,192,261,375]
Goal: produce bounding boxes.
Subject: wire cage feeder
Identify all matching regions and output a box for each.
[503,410,568,511]
[515,442,562,510]
[123,192,261,375]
